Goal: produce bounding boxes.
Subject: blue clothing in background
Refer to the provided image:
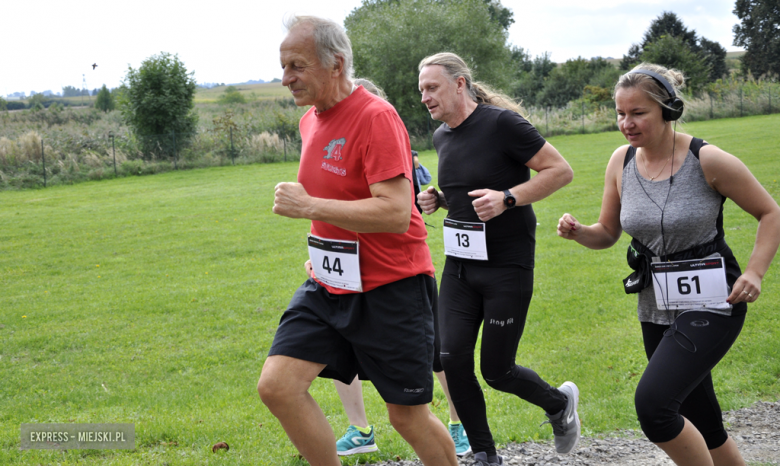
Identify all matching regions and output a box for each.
[415,164,431,186]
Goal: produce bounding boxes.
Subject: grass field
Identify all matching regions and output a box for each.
[1,114,778,465]
[195,82,289,103]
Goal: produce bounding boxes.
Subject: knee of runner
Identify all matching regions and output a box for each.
[483,374,512,392]
[634,382,682,443]
[386,404,417,433]
[257,373,287,405]
[438,351,474,374]
[481,365,515,389]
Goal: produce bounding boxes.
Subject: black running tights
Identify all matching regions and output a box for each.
[636,311,745,449]
[438,258,567,457]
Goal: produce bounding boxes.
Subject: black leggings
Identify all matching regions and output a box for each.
[438,258,567,457]
[636,311,745,449]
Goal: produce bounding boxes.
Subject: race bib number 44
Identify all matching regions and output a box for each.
[650,257,730,310]
[307,235,362,292]
[443,218,488,260]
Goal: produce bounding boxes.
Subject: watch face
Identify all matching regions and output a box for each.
[504,190,516,208]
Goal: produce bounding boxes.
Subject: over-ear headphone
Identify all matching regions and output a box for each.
[628,69,684,121]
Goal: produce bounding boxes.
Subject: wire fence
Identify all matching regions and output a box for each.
[2,80,779,190]
[0,129,302,189]
[523,82,780,138]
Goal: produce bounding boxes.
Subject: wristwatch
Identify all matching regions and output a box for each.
[503,189,516,209]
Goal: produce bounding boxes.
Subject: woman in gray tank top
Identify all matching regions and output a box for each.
[556,63,780,466]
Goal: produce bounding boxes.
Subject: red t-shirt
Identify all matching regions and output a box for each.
[298,86,434,294]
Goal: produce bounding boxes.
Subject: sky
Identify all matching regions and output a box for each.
[1,0,743,97]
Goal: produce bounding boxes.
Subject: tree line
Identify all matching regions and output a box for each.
[345,0,779,135]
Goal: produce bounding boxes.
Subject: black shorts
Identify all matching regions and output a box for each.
[268,274,437,406]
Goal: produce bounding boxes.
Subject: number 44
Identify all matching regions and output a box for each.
[322,256,344,276]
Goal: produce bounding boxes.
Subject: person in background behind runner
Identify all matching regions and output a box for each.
[258,16,458,466]
[557,63,780,466]
[314,77,470,458]
[413,151,432,187]
[417,52,578,466]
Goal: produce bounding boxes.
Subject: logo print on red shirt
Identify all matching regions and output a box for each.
[323,138,346,161]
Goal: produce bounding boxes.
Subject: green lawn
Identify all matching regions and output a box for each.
[1,114,778,465]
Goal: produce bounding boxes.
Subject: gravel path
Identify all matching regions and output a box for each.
[368,400,780,466]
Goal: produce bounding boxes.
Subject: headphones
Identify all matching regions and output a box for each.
[627,69,684,121]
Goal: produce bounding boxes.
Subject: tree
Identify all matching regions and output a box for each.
[218,86,247,105]
[511,51,557,107]
[484,0,513,30]
[639,35,710,93]
[345,0,514,133]
[28,93,46,111]
[699,37,728,81]
[61,85,84,97]
[621,11,699,69]
[620,11,726,83]
[95,85,115,112]
[733,0,780,77]
[119,52,198,158]
[534,57,619,107]
[0,96,7,111]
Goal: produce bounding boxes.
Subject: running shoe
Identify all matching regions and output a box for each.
[449,422,472,457]
[541,381,581,454]
[335,425,379,456]
[472,451,503,465]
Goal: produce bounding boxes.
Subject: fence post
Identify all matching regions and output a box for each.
[41,139,47,188]
[109,131,117,177]
[172,132,178,170]
[581,100,585,134]
[740,87,743,117]
[768,89,772,114]
[709,93,713,119]
[545,106,549,136]
[283,138,287,162]
[230,126,235,165]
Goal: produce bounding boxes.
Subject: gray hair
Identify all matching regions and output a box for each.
[283,15,353,80]
[419,52,523,115]
[354,78,386,99]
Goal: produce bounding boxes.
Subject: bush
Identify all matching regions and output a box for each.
[120,52,198,160]
[218,86,246,105]
[95,85,115,113]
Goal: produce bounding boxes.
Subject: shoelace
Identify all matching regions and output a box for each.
[540,417,565,435]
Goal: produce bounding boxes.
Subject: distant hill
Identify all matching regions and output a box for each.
[198,78,276,89]
[194,81,289,102]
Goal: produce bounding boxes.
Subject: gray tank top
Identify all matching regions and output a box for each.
[620,142,728,324]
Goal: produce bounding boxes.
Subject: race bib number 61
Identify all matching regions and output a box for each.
[650,257,730,310]
[307,235,362,292]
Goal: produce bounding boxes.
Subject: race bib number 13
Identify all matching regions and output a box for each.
[650,257,730,310]
[307,235,362,292]
[443,218,488,260]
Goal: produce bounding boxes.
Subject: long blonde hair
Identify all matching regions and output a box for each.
[419,52,524,116]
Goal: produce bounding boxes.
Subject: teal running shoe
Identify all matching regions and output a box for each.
[336,425,378,456]
[449,422,472,457]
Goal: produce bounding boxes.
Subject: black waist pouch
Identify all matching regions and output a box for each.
[623,242,652,293]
